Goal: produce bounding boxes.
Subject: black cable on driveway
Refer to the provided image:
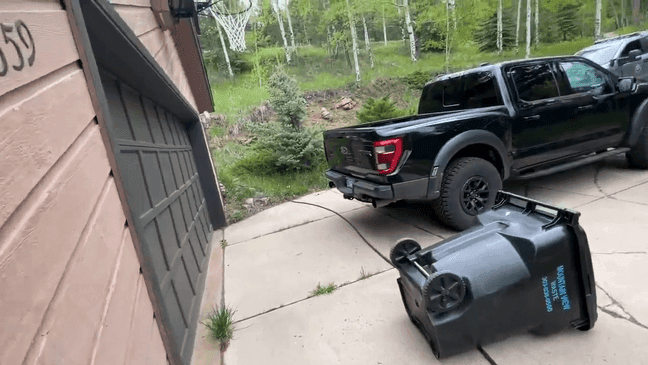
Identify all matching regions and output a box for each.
[289,200,394,266]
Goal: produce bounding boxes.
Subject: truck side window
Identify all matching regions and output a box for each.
[620,39,643,57]
[463,73,501,108]
[418,83,444,114]
[640,36,648,54]
[510,63,560,102]
[559,61,611,95]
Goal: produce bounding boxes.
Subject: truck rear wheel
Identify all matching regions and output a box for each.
[627,124,648,169]
[432,157,502,231]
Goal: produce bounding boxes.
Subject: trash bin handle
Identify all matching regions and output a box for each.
[493,191,581,229]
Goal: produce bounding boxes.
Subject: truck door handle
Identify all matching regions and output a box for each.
[593,94,615,102]
[578,105,595,111]
[522,115,540,121]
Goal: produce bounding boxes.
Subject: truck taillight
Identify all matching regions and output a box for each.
[373,138,404,175]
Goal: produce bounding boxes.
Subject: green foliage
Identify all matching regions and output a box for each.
[474,9,517,53]
[357,96,407,124]
[210,125,227,138]
[400,70,434,90]
[415,20,446,53]
[267,67,308,128]
[233,122,325,175]
[556,3,582,41]
[310,282,337,296]
[203,305,236,342]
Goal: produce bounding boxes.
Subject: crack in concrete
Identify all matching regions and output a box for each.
[382,211,448,240]
[596,284,648,331]
[226,206,368,247]
[232,267,396,324]
[592,164,613,199]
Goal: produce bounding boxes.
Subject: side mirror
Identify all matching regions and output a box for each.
[610,59,616,67]
[618,78,636,93]
[628,49,642,60]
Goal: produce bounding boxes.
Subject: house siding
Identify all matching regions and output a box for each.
[0,1,167,364]
[112,0,199,111]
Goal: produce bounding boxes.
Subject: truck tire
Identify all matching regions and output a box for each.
[432,157,502,231]
[627,124,648,169]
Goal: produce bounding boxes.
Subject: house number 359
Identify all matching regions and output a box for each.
[0,20,36,77]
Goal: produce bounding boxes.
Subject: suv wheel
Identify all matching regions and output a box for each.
[432,157,502,231]
[627,124,648,169]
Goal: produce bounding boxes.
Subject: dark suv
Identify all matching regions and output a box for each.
[576,31,648,82]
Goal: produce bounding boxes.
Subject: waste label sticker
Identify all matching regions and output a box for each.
[541,265,571,313]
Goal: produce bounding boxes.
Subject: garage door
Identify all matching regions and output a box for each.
[100,68,212,363]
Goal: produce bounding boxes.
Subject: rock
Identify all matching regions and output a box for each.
[341,101,357,110]
[321,107,331,120]
[249,102,274,123]
[199,111,211,129]
[333,97,354,110]
[199,111,226,130]
[333,97,357,110]
[245,198,254,206]
[218,183,226,198]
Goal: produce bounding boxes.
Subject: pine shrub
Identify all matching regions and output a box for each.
[233,122,325,175]
[357,96,407,124]
[267,67,308,129]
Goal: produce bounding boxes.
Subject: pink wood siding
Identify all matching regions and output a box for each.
[112,1,199,111]
[0,2,167,364]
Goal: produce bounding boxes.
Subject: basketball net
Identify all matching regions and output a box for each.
[208,1,252,52]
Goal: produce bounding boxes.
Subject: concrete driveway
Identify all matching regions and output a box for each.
[193,153,648,365]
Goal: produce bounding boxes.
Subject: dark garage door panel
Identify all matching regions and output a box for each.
[100,68,212,363]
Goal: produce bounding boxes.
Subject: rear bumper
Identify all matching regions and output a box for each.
[325,170,430,202]
[325,170,394,201]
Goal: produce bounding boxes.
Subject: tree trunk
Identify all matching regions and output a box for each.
[633,0,640,25]
[595,0,602,40]
[285,5,297,51]
[382,4,388,45]
[253,21,262,86]
[445,0,451,71]
[526,0,531,58]
[497,0,503,54]
[273,0,291,63]
[610,0,621,29]
[345,0,361,83]
[404,0,417,62]
[397,1,407,44]
[209,9,233,78]
[535,0,539,47]
[516,0,522,53]
[449,0,457,30]
[362,15,375,68]
[621,0,627,27]
[303,21,310,46]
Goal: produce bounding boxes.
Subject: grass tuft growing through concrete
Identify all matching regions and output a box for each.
[220,239,228,249]
[203,305,236,350]
[358,266,376,280]
[310,282,337,296]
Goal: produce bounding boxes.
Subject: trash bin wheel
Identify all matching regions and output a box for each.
[423,272,466,313]
[390,238,422,265]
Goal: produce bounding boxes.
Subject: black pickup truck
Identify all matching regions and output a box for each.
[323,56,648,231]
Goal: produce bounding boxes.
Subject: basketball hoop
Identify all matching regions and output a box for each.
[205,0,253,52]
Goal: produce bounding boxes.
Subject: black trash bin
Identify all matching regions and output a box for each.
[391,191,597,359]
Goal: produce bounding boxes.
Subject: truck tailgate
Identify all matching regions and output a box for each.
[324,131,376,176]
